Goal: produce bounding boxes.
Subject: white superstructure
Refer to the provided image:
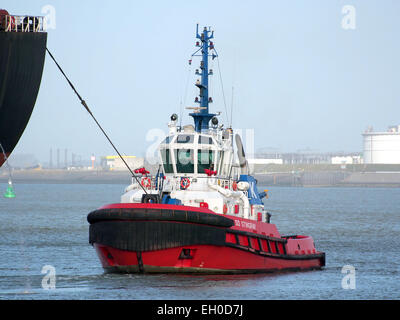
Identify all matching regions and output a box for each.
[121,116,268,222]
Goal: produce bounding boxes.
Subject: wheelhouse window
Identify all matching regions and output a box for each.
[198,135,213,144]
[176,135,194,144]
[161,136,174,144]
[160,149,174,173]
[175,149,194,173]
[198,150,215,174]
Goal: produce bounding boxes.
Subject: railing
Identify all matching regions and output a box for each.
[134,175,165,192]
[163,175,241,193]
[1,15,46,33]
[131,171,246,197]
[218,178,231,190]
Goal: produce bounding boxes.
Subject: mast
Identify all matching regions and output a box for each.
[189,24,217,132]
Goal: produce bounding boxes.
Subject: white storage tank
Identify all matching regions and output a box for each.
[362,126,400,164]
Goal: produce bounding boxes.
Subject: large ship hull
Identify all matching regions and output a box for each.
[0,31,47,166]
[88,203,325,274]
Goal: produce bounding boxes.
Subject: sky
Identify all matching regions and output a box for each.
[4,0,400,162]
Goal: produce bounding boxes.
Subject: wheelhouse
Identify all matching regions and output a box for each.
[159,132,222,176]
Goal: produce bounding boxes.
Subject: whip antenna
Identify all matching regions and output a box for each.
[46,48,148,194]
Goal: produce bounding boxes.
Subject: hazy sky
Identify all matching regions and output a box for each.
[4,0,400,162]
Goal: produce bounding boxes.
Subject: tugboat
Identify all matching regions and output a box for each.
[0,9,47,167]
[87,25,325,274]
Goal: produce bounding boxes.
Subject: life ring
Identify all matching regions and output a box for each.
[180,177,190,190]
[232,181,237,191]
[223,204,228,214]
[141,177,152,188]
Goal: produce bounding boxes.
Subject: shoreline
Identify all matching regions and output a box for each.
[0,169,132,184]
[1,169,400,187]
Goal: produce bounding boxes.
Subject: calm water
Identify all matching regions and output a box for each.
[0,183,399,300]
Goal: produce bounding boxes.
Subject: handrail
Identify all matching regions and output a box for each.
[140,174,243,193]
[2,15,46,33]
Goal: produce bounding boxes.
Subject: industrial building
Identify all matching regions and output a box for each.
[101,156,144,171]
[253,152,361,165]
[247,158,283,165]
[331,155,362,165]
[362,126,400,164]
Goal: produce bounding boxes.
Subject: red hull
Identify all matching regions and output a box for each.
[94,244,324,274]
[88,203,325,274]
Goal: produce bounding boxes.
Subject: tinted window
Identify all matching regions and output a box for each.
[161,136,173,144]
[160,149,174,173]
[177,135,194,143]
[198,135,213,144]
[198,150,215,174]
[175,149,194,173]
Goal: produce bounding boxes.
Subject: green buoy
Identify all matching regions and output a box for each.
[4,179,15,198]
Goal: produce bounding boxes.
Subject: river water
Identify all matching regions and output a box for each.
[0,183,399,300]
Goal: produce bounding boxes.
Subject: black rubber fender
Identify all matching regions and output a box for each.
[87,207,234,228]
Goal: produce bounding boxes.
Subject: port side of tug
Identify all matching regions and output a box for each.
[87,25,325,274]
